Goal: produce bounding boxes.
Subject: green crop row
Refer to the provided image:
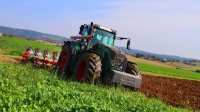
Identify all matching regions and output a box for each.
[0,63,189,112]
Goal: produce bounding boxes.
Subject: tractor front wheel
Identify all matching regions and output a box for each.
[75,52,102,83]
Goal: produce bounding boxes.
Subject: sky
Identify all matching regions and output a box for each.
[0,0,199,59]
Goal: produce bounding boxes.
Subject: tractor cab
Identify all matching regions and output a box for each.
[78,23,131,50]
[79,23,116,47]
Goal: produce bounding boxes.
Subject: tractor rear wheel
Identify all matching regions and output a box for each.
[75,52,102,83]
[125,62,140,76]
[57,44,71,76]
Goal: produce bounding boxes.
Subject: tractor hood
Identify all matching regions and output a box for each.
[106,46,127,71]
[107,46,127,60]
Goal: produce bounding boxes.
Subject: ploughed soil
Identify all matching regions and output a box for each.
[140,74,200,110]
[0,54,20,64]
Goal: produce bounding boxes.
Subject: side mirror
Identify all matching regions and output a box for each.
[127,39,131,50]
[88,22,94,35]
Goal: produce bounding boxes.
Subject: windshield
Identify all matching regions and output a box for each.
[92,28,115,46]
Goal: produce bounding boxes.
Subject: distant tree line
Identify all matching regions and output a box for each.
[134,53,200,66]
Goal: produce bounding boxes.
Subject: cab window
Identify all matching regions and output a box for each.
[93,29,114,46]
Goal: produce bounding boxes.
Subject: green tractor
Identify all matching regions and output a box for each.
[56,22,141,88]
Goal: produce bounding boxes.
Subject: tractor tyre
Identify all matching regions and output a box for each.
[57,44,71,77]
[125,62,140,76]
[75,52,102,83]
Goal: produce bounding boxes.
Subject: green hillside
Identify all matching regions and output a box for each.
[0,36,60,56]
[0,63,188,112]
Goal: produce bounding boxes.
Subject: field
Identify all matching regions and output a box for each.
[0,36,60,56]
[1,36,199,81]
[141,74,200,109]
[1,36,200,111]
[128,55,200,81]
[0,63,188,112]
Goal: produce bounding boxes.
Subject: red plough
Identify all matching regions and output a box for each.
[21,47,58,68]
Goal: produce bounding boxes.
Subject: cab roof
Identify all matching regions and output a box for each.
[93,24,117,34]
